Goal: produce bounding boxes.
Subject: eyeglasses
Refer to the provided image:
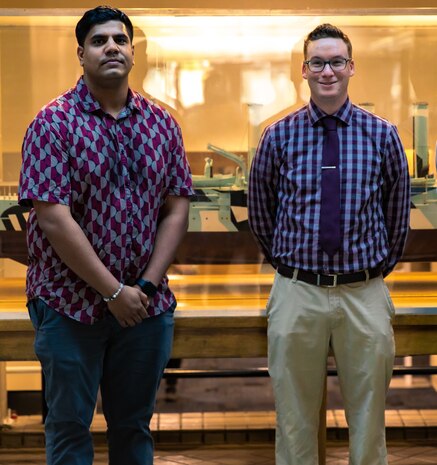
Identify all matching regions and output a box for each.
[304,57,351,73]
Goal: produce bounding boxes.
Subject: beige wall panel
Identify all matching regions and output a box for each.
[2,0,437,10]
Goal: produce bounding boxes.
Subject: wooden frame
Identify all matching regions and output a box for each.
[1,308,436,464]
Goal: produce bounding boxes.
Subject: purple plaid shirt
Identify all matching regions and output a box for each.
[19,77,193,324]
[248,98,410,276]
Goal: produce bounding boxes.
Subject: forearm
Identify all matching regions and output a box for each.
[140,195,190,285]
[384,207,410,276]
[248,128,278,265]
[248,181,276,265]
[34,201,120,297]
[383,128,411,275]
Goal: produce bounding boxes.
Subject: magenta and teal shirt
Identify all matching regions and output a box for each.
[19,77,193,324]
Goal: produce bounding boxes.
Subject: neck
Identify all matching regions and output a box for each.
[312,95,348,116]
[83,75,129,118]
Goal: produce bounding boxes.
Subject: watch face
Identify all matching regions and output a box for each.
[138,279,157,297]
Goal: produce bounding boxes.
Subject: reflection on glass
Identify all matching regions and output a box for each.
[2,11,437,278]
[413,102,429,178]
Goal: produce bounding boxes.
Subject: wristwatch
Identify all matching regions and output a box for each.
[135,278,158,298]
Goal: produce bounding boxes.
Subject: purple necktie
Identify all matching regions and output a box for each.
[319,116,341,256]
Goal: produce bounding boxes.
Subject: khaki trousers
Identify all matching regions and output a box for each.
[267,272,395,465]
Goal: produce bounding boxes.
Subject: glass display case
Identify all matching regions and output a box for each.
[1,2,437,409]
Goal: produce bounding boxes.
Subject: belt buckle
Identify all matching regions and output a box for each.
[318,273,338,287]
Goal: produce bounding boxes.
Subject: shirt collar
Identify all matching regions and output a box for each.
[126,88,143,114]
[307,97,353,127]
[74,76,141,117]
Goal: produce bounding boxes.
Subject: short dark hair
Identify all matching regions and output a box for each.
[303,23,352,59]
[75,5,134,47]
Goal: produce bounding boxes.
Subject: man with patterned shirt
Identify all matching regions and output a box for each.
[248,24,410,465]
[18,6,193,465]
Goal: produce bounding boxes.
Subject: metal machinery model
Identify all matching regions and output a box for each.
[407,102,437,260]
[175,143,260,264]
[0,189,29,265]
[1,104,437,265]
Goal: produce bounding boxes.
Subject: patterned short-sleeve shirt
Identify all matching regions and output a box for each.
[19,77,194,324]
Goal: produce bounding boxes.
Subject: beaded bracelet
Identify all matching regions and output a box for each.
[103,282,124,303]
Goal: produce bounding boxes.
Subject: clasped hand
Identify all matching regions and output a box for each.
[107,285,150,328]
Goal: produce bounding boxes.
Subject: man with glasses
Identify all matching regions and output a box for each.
[248,24,410,465]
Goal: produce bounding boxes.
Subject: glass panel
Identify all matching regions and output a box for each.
[1,8,436,417]
[1,10,437,303]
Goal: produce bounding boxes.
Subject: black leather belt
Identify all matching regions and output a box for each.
[277,264,381,287]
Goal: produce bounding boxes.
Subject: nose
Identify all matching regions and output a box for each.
[321,62,335,76]
[105,37,119,54]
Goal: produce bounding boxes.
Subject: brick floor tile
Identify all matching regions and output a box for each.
[0,443,435,465]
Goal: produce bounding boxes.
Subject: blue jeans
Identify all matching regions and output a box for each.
[28,298,175,465]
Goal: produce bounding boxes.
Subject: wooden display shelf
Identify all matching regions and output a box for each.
[0,275,437,465]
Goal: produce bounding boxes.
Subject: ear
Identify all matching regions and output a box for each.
[77,46,84,67]
[132,43,135,66]
[302,61,308,81]
[349,59,355,77]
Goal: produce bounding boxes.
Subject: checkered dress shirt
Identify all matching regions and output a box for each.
[248,98,410,276]
[19,77,193,324]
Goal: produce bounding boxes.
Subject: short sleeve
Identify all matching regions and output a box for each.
[18,116,71,207]
[167,117,194,198]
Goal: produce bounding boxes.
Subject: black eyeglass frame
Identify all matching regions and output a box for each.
[303,57,352,73]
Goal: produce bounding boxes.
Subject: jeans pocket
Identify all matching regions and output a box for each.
[27,298,61,332]
[27,299,45,330]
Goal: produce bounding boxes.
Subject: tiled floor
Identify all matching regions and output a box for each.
[1,410,436,463]
[5,409,437,432]
[3,410,437,445]
[0,443,436,465]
